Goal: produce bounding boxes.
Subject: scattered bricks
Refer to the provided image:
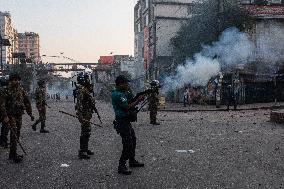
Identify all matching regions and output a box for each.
[270,110,284,124]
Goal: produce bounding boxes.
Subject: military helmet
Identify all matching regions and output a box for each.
[77,73,90,86]
[38,79,46,86]
[150,80,160,87]
[8,73,21,81]
[115,75,130,86]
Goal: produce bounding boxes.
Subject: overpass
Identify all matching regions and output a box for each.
[37,62,99,72]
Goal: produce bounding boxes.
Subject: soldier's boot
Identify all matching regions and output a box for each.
[86,136,94,155]
[9,152,23,163]
[79,136,90,159]
[40,122,49,133]
[31,120,40,131]
[0,137,8,148]
[87,150,94,155]
[118,164,132,175]
[150,118,160,125]
[78,150,90,159]
[129,159,144,167]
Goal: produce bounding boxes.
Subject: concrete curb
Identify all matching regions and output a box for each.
[159,105,284,112]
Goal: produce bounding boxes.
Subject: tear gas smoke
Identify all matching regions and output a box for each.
[162,27,254,93]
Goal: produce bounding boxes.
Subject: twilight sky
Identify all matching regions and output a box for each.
[0,0,138,63]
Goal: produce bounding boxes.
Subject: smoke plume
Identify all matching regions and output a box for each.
[162,27,254,93]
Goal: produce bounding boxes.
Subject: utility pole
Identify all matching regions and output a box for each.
[152,1,157,80]
[153,19,157,80]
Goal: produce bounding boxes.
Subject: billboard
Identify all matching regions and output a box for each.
[98,56,115,65]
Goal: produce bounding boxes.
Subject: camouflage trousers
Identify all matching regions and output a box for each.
[79,116,91,152]
[149,108,158,123]
[8,115,22,156]
[33,106,46,129]
[0,121,9,146]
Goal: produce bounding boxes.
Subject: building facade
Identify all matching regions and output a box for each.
[134,0,196,80]
[18,32,40,63]
[239,1,284,72]
[0,11,18,67]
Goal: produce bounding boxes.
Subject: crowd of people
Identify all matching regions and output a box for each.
[0,73,160,176]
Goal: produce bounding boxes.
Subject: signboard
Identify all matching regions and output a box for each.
[98,56,115,65]
[242,5,284,17]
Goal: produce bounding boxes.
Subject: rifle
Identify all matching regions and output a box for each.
[59,110,102,127]
[93,106,102,124]
[45,102,51,109]
[7,122,27,155]
[129,89,157,104]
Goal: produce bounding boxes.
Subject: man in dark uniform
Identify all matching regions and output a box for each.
[0,73,34,163]
[32,79,49,133]
[149,80,160,125]
[226,84,237,110]
[75,73,97,159]
[112,75,145,175]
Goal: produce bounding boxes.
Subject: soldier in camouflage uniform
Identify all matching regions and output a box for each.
[0,73,34,163]
[75,73,97,159]
[31,79,49,133]
[149,80,160,125]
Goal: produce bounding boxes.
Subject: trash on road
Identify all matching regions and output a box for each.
[60,163,70,167]
[175,150,195,153]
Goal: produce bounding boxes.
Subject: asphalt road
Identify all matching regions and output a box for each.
[0,101,283,189]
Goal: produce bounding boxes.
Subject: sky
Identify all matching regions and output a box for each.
[0,0,138,63]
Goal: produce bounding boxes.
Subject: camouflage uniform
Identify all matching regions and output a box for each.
[32,82,48,133]
[75,85,96,159]
[1,84,33,161]
[149,90,160,124]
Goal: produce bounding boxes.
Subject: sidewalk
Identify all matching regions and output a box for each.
[160,102,284,112]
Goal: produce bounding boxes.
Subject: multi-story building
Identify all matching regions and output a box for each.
[134,0,196,80]
[0,11,17,67]
[18,32,40,63]
[239,0,284,69]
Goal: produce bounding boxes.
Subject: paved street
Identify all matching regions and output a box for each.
[0,100,283,189]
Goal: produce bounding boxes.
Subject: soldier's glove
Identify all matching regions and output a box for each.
[30,115,35,121]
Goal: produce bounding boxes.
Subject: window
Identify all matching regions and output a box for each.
[145,13,149,26]
[137,6,141,19]
[145,0,149,8]
[137,22,141,32]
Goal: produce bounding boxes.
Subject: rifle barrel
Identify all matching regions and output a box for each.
[59,110,102,127]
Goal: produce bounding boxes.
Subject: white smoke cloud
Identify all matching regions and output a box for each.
[162,27,254,93]
[162,54,220,93]
[253,25,284,65]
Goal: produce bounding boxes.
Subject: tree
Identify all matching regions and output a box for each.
[171,0,253,65]
[6,63,33,92]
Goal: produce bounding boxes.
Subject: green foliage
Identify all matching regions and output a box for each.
[171,0,253,65]
[6,64,33,92]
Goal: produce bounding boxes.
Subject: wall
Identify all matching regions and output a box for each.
[156,18,186,57]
